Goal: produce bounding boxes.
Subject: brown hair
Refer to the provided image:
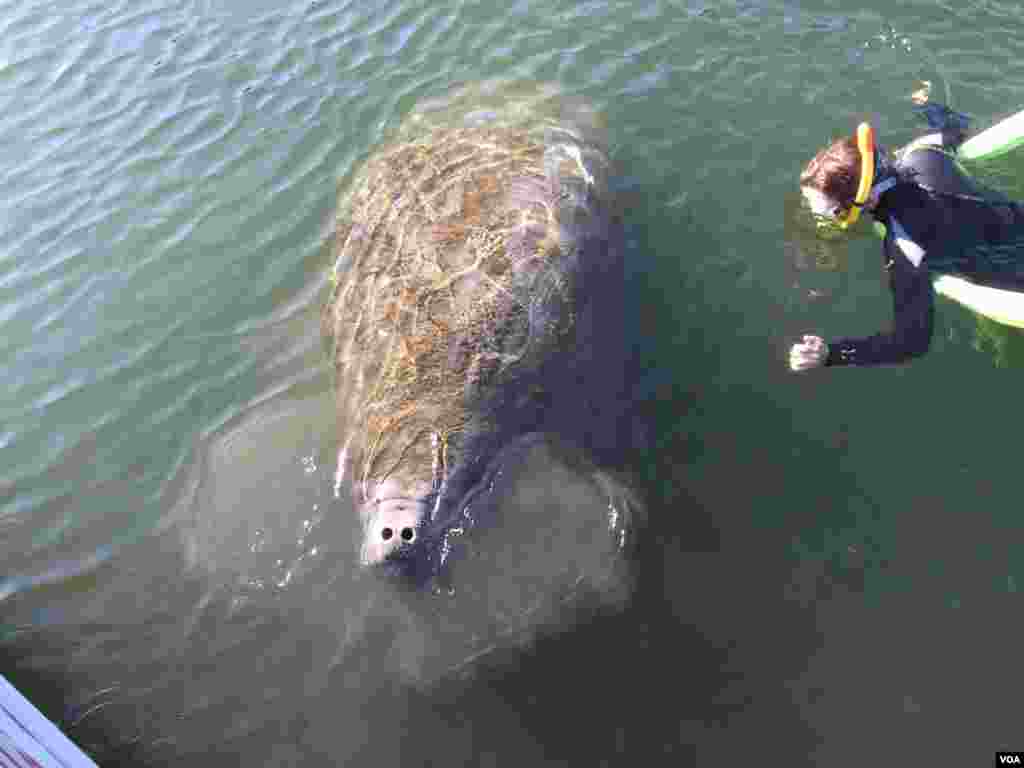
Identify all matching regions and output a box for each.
[800,135,861,210]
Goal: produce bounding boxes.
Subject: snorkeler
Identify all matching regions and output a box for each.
[790,102,1024,371]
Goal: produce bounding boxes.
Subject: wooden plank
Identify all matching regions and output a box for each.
[0,676,97,768]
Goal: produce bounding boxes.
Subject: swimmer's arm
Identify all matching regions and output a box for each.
[912,102,970,150]
[825,241,934,366]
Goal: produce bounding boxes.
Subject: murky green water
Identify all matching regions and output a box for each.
[3,0,1024,765]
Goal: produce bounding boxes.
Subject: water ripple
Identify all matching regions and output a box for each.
[0,0,354,588]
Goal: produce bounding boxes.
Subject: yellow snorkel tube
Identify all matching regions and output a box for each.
[836,122,875,230]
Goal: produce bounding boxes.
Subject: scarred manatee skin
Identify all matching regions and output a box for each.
[323,82,623,582]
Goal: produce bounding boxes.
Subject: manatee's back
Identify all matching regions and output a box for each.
[323,82,615,506]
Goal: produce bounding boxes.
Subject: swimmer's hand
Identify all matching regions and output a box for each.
[789,335,828,371]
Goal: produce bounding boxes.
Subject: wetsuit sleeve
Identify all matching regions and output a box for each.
[824,236,934,367]
[912,102,970,150]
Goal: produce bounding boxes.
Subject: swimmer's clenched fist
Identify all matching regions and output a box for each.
[789,334,828,371]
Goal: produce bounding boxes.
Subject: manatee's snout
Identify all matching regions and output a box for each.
[358,475,455,588]
[360,497,428,566]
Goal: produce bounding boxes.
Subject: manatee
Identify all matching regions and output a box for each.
[323,81,642,591]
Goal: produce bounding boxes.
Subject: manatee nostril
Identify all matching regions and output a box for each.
[400,527,415,542]
[381,527,393,540]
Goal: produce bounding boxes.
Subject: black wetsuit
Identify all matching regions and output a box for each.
[825,121,1024,367]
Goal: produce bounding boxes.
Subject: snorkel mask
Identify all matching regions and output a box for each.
[835,122,875,230]
[805,122,876,238]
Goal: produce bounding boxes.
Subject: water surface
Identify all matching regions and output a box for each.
[3,0,1024,765]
